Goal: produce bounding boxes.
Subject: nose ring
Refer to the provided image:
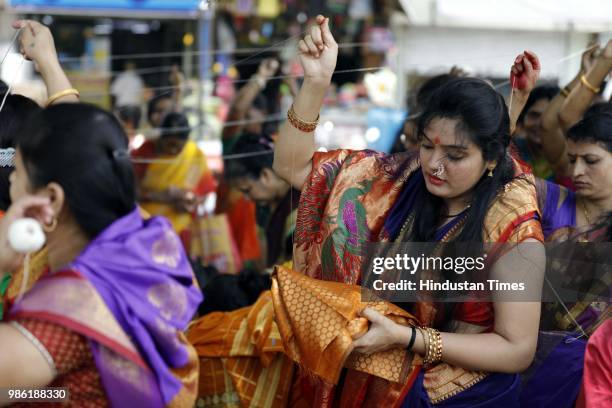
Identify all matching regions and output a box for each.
[433,161,445,177]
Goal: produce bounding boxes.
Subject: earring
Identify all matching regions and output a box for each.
[488,167,494,177]
[42,218,58,233]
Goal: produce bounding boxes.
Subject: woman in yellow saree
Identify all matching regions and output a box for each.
[133,112,216,247]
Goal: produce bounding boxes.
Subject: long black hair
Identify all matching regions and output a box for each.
[17,103,136,238]
[410,77,516,243]
[407,78,519,328]
[0,93,42,210]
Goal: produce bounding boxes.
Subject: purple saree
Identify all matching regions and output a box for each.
[9,208,202,407]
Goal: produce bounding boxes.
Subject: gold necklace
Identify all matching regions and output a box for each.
[580,199,593,225]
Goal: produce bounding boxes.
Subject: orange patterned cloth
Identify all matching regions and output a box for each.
[12,318,107,407]
[187,291,293,407]
[289,149,544,405]
[271,265,420,385]
[189,149,544,407]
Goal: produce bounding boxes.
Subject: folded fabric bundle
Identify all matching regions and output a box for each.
[271,265,421,385]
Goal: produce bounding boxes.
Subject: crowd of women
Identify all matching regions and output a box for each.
[0,14,610,407]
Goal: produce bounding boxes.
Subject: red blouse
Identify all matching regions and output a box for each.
[11,318,108,407]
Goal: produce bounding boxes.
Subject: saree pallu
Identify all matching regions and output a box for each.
[520,193,610,408]
[187,291,294,407]
[535,178,608,334]
[9,209,202,407]
[520,331,586,408]
[290,149,543,406]
[138,140,216,236]
[403,372,521,407]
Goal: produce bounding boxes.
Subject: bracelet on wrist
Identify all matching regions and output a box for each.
[46,88,79,107]
[406,326,417,351]
[580,75,601,94]
[560,86,571,98]
[287,104,319,133]
[421,327,443,365]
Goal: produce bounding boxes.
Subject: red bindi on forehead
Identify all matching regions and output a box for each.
[433,136,441,145]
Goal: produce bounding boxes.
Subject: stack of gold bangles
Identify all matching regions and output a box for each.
[287,104,319,133]
[420,326,443,365]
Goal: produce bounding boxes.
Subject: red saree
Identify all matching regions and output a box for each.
[289,149,543,406]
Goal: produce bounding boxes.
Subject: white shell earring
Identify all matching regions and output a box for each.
[8,218,46,254]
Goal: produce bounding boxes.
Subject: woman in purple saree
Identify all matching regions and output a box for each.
[0,103,202,407]
[521,107,612,407]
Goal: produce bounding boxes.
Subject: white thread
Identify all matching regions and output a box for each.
[0,28,23,68]
[0,58,26,114]
[544,276,589,339]
[81,66,385,98]
[61,41,375,63]
[130,149,273,164]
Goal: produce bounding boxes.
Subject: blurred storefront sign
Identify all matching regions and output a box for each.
[7,0,205,17]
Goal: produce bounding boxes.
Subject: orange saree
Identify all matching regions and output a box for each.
[189,149,543,407]
[287,149,543,406]
[187,290,293,407]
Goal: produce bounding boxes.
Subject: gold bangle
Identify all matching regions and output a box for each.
[418,327,429,363]
[422,327,434,364]
[46,88,80,107]
[421,327,443,365]
[287,104,319,133]
[428,329,436,364]
[560,87,570,98]
[432,329,443,363]
[580,75,600,94]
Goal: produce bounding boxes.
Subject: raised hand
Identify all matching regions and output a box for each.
[600,39,612,67]
[11,19,77,104]
[510,50,540,92]
[581,44,599,74]
[257,58,280,80]
[297,15,338,85]
[12,20,58,71]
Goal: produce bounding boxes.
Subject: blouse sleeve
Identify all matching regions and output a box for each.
[10,318,92,375]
